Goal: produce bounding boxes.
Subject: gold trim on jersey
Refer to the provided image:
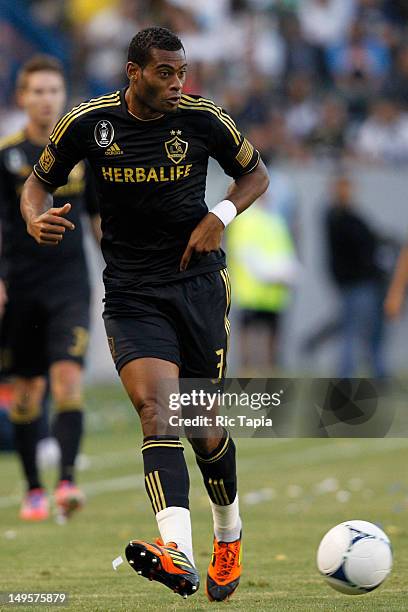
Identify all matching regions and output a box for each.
[178,100,240,145]
[0,130,25,151]
[241,152,260,175]
[181,94,240,138]
[53,100,121,145]
[50,91,120,140]
[236,138,254,168]
[33,165,54,185]
[50,91,120,141]
[178,95,241,145]
[50,92,121,144]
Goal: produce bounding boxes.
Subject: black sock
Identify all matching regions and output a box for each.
[53,410,83,483]
[13,419,42,491]
[194,431,237,506]
[142,436,190,512]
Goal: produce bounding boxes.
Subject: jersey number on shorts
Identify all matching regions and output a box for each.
[215,348,224,381]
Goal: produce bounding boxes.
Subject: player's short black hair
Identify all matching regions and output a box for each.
[128,27,184,68]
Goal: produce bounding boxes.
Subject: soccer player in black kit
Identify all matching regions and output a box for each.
[21,28,269,600]
[0,56,100,521]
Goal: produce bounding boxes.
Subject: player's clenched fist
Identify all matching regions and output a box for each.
[27,202,75,245]
[180,212,224,271]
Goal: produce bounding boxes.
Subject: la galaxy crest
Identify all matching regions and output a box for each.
[94,120,115,148]
[165,130,188,164]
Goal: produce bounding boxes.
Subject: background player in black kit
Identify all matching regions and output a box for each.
[0,56,101,522]
[21,28,269,600]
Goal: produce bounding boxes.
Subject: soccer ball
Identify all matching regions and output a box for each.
[317,520,392,595]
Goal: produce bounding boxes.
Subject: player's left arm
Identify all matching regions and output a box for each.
[180,111,269,271]
[224,159,270,214]
[179,163,268,271]
[21,114,85,245]
[21,173,73,245]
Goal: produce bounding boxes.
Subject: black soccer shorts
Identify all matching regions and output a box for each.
[1,288,90,377]
[103,269,231,379]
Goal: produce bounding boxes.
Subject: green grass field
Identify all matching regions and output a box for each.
[0,384,407,611]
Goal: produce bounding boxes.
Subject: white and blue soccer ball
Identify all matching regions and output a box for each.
[317,520,392,595]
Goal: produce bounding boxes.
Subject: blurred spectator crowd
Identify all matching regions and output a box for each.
[2,0,408,166]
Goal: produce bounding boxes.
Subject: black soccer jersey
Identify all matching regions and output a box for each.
[33,89,260,292]
[0,130,99,291]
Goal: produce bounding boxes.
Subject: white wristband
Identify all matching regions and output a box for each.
[209,200,237,228]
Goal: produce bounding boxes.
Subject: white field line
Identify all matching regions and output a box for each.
[1,438,406,510]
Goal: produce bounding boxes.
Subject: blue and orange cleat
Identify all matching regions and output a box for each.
[206,533,242,601]
[54,480,85,519]
[125,539,200,598]
[20,488,49,522]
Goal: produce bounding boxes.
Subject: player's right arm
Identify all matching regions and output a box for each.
[384,244,408,319]
[21,108,85,245]
[179,98,269,271]
[21,174,74,245]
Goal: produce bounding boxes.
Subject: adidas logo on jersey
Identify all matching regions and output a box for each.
[105,142,123,156]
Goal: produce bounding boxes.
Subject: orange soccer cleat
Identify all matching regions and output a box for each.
[206,533,242,601]
[125,539,199,598]
[54,480,85,519]
[20,488,49,521]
